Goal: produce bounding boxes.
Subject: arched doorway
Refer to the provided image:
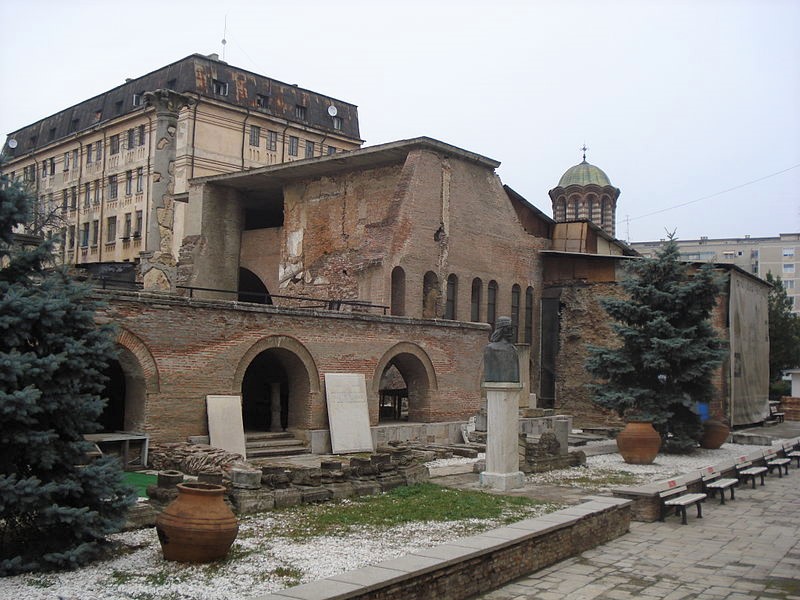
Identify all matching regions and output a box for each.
[98,345,148,432]
[238,267,272,304]
[374,343,437,423]
[239,344,314,432]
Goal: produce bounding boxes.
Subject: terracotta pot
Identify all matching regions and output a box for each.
[700,418,730,449]
[156,482,238,562]
[616,421,661,464]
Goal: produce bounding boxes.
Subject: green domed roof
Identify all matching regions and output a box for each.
[557,160,612,187]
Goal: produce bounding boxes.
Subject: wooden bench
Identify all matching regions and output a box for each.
[659,482,707,525]
[700,465,738,505]
[784,441,800,469]
[764,449,790,477]
[735,455,768,489]
[768,401,785,423]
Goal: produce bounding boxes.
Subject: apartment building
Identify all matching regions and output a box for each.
[631,233,800,313]
[1,53,362,273]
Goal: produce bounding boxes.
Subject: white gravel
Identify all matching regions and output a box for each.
[0,439,787,599]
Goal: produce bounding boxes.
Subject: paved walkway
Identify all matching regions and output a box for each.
[474,470,800,599]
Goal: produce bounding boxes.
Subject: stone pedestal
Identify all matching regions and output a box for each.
[554,417,570,456]
[480,382,525,491]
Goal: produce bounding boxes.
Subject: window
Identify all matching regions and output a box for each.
[63,151,70,171]
[110,134,120,155]
[70,186,77,210]
[423,271,440,318]
[136,167,144,193]
[487,280,498,329]
[49,157,55,175]
[106,216,116,243]
[784,248,796,258]
[108,175,118,200]
[115,100,124,115]
[138,124,146,146]
[295,105,307,120]
[471,278,482,322]
[127,128,136,150]
[332,116,342,130]
[93,179,101,204]
[267,130,278,151]
[95,141,102,162]
[86,143,93,164]
[327,145,336,155]
[212,79,228,96]
[256,94,269,109]
[81,222,90,247]
[61,190,68,212]
[68,225,75,248]
[70,119,79,133]
[41,162,48,178]
[48,127,56,141]
[249,125,261,147]
[72,149,79,169]
[91,220,99,246]
[524,286,533,344]
[391,266,406,316]
[134,210,143,237]
[84,182,91,207]
[167,78,177,89]
[305,140,315,158]
[125,170,133,196]
[288,136,299,156]
[132,92,143,106]
[783,263,796,274]
[511,284,521,342]
[784,279,795,290]
[445,274,458,320]
[123,212,132,238]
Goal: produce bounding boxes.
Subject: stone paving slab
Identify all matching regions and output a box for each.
[474,467,800,599]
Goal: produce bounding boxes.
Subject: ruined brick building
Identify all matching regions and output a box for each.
[2,56,770,453]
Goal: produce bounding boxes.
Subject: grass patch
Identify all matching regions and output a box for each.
[270,483,550,539]
[123,471,158,498]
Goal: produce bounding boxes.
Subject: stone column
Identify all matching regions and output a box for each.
[480,382,525,491]
[270,382,282,432]
[554,417,570,456]
[140,89,193,291]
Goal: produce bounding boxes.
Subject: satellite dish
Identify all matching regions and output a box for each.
[7,139,18,149]
[327,105,338,117]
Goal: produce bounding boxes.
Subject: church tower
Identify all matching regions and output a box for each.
[549,148,620,238]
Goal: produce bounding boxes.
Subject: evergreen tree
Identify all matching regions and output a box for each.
[0,174,135,574]
[765,272,800,389]
[586,234,726,453]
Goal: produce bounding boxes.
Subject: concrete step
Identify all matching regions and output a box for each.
[245,438,307,449]
[244,431,295,441]
[246,445,311,458]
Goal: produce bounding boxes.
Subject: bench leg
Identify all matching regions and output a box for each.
[696,502,703,520]
[680,506,687,525]
[729,486,735,502]
[759,473,765,486]
[783,464,789,476]
[718,489,726,505]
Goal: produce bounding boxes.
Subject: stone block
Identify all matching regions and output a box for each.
[231,467,262,489]
[289,467,322,487]
[378,474,406,492]
[122,501,159,530]
[322,482,356,500]
[351,479,382,496]
[299,486,333,503]
[230,488,275,514]
[399,463,430,486]
[273,487,303,508]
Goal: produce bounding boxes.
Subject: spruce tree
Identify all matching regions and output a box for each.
[0,175,135,574]
[586,234,726,453]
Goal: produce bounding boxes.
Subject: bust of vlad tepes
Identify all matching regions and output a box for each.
[483,316,520,383]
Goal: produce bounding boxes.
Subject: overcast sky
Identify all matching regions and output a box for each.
[2,0,798,243]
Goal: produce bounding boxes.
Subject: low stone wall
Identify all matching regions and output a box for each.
[253,495,632,600]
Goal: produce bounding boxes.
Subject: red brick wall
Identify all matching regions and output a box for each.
[100,291,490,443]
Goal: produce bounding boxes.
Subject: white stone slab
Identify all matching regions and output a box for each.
[324,373,374,454]
[207,395,246,458]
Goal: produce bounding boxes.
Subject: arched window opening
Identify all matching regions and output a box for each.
[601,197,608,225]
[587,195,595,222]
[524,286,534,344]
[391,266,406,316]
[422,271,440,319]
[573,196,580,219]
[511,284,521,343]
[238,267,272,304]
[487,280,498,330]
[445,274,458,320]
[471,278,482,322]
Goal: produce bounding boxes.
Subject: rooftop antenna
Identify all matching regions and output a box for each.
[625,214,630,243]
[581,143,589,162]
[221,15,228,61]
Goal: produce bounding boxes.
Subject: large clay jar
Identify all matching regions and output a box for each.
[616,421,661,464]
[156,482,238,562]
[700,418,730,449]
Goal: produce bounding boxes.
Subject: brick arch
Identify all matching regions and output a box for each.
[372,342,439,422]
[371,342,439,394]
[115,328,160,393]
[233,335,320,393]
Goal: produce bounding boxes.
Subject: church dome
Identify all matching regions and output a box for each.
[557,160,612,187]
